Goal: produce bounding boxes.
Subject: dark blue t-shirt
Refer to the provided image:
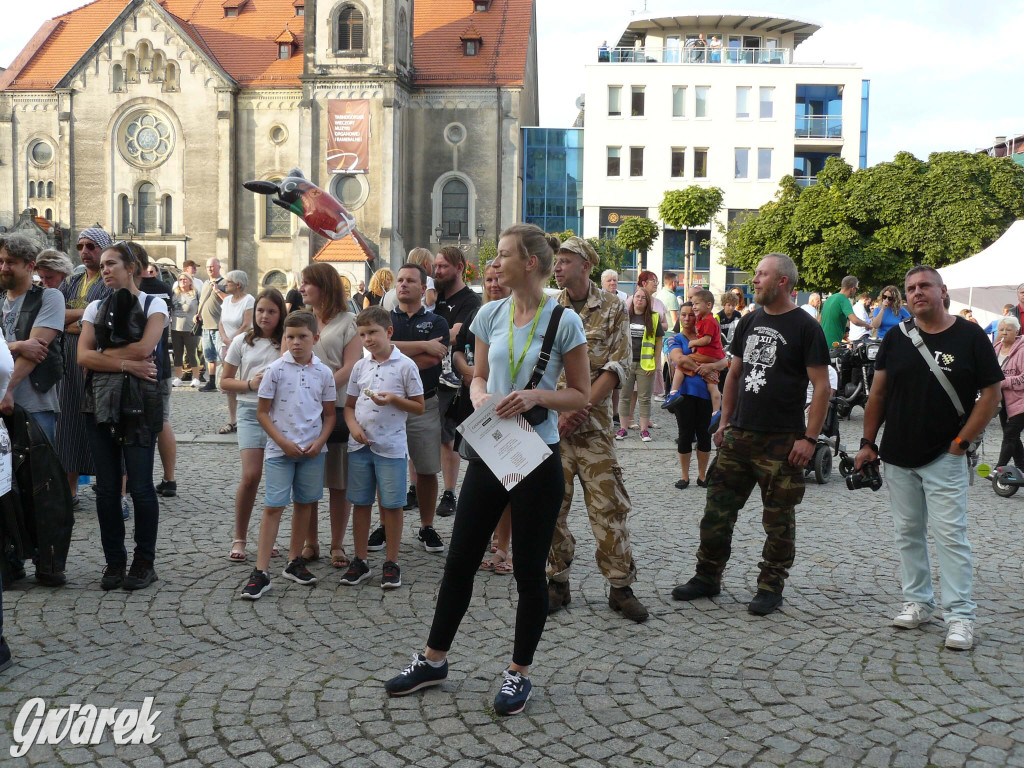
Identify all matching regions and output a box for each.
[390,306,449,395]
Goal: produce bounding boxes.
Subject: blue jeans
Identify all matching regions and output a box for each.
[86,415,160,565]
[885,451,975,621]
[29,411,57,445]
[202,329,222,363]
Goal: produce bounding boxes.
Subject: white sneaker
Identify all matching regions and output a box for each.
[190,378,202,388]
[892,602,933,629]
[171,377,184,387]
[945,618,974,650]
[649,421,661,430]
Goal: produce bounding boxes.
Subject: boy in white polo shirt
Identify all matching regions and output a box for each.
[342,306,424,589]
[240,311,336,600]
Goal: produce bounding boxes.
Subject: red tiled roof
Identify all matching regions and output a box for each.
[313,235,374,263]
[460,22,483,42]
[412,0,533,87]
[275,25,297,44]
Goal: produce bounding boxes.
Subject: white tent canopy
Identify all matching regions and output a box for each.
[939,220,1024,319]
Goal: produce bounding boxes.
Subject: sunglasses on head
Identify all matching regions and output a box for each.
[76,242,98,251]
[113,240,137,264]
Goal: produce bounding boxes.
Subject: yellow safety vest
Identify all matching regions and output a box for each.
[640,313,658,371]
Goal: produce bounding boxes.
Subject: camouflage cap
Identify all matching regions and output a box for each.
[558,236,599,270]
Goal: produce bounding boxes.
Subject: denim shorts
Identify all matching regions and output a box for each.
[346,446,407,509]
[202,329,221,362]
[236,400,268,451]
[264,453,326,508]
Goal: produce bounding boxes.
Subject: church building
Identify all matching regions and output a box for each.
[0,0,538,286]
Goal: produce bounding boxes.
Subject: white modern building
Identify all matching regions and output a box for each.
[582,12,868,295]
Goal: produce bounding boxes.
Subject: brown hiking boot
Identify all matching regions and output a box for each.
[547,580,571,615]
[609,586,649,623]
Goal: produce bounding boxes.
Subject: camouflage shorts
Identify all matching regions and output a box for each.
[694,428,805,593]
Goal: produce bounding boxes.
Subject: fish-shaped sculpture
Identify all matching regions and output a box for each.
[244,169,357,241]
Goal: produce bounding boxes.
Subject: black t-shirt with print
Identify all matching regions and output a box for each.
[435,284,482,334]
[875,316,1003,468]
[728,306,830,433]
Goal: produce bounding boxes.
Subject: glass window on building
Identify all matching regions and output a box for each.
[736,87,751,119]
[630,147,644,177]
[758,148,772,179]
[671,148,685,177]
[735,148,749,179]
[138,182,158,233]
[663,229,711,273]
[793,151,840,186]
[631,86,645,117]
[795,84,843,138]
[672,86,686,117]
[608,85,621,117]
[694,148,708,178]
[696,86,710,118]
[759,87,774,119]
[521,127,584,235]
[265,188,291,237]
[607,146,621,176]
[441,179,469,237]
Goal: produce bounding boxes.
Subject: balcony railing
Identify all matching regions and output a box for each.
[597,46,792,65]
[794,176,818,188]
[794,115,843,139]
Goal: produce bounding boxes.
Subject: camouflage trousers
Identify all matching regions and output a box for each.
[694,428,805,593]
[547,430,637,588]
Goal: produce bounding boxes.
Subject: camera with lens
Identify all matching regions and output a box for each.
[846,459,883,492]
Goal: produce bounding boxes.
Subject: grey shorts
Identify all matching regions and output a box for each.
[159,378,171,420]
[406,394,441,475]
[324,442,348,490]
[438,388,458,444]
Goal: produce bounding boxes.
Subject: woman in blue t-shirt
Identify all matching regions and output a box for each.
[870,285,911,338]
[385,224,589,715]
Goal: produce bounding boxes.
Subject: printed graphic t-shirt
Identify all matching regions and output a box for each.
[728,306,830,433]
[875,316,1003,468]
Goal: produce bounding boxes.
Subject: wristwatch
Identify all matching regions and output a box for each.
[954,436,972,452]
[859,438,879,452]
[797,435,816,446]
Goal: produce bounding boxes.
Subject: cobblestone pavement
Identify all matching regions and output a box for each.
[2,388,1023,767]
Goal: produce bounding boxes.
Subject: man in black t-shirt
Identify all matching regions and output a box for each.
[672,253,830,616]
[432,246,481,517]
[855,266,1002,651]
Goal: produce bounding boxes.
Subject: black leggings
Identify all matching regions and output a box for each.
[675,395,712,453]
[427,446,563,667]
[998,399,1024,468]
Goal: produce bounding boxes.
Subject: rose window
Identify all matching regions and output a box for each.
[119,112,174,167]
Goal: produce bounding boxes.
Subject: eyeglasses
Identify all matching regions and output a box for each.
[882,294,894,300]
[76,242,98,251]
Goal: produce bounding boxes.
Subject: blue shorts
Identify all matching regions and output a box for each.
[264,453,326,508]
[202,329,221,363]
[346,447,407,509]
[236,400,268,451]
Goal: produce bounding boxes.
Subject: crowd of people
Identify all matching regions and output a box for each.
[0,225,1019,715]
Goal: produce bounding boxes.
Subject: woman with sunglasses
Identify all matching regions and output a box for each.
[78,240,167,591]
[870,285,910,339]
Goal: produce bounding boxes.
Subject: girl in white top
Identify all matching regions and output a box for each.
[221,289,285,562]
[217,270,255,435]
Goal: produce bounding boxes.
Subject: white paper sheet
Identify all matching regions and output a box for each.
[456,396,552,490]
[0,421,11,497]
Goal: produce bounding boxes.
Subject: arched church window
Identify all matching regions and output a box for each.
[441,179,469,237]
[125,53,138,82]
[397,9,409,65]
[44,209,52,221]
[138,183,158,234]
[119,195,131,235]
[46,182,54,198]
[163,63,179,92]
[112,64,125,92]
[138,41,153,73]
[337,6,365,51]
[28,181,36,199]
[151,51,165,81]
[264,180,291,237]
[163,195,173,234]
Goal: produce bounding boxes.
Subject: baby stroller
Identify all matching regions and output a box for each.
[804,368,853,484]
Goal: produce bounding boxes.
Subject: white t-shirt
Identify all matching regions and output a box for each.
[800,303,819,319]
[346,345,423,459]
[220,293,255,342]
[224,335,281,403]
[849,301,871,341]
[257,351,337,458]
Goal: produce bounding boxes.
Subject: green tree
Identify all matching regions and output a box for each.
[614,216,659,271]
[477,237,497,265]
[659,186,725,285]
[724,152,1024,293]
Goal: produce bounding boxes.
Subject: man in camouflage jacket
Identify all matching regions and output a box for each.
[547,237,648,623]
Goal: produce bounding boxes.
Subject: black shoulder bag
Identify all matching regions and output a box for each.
[459,304,565,462]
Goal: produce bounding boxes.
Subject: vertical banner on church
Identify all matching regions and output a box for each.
[327,99,370,174]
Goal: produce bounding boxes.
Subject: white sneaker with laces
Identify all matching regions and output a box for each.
[171,377,184,387]
[892,602,933,629]
[945,618,974,650]
[190,378,202,388]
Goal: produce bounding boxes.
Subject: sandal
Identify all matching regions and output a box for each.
[490,539,499,554]
[228,539,246,562]
[480,549,507,572]
[494,557,514,575]
[218,423,237,434]
[301,542,321,561]
[331,547,350,569]
[271,544,281,558]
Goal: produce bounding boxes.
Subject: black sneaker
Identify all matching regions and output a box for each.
[418,525,445,553]
[366,525,386,552]
[381,560,402,589]
[36,570,67,587]
[403,484,418,510]
[671,577,720,601]
[339,557,372,585]
[282,558,317,585]
[748,588,784,616]
[384,654,448,696]
[240,569,271,600]
[155,479,177,497]
[101,563,126,591]
[122,558,157,591]
[436,489,457,518]
[0,637,11,673]
[199,381,218,392]
[493,669,532,716]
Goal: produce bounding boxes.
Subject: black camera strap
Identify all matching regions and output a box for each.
[897,319,966,422]
[524,304,565,391]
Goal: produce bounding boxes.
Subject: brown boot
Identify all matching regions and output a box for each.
[609,586,649,623]
[547,579,571,615]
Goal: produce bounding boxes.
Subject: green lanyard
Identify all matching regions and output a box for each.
[508,296,547,385]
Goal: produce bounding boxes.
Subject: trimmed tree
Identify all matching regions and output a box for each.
[658,186,725,288]
[614,216,660,271]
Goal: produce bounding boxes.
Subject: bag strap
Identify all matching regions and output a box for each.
[524,304,565,391]
[898,319,964,420]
